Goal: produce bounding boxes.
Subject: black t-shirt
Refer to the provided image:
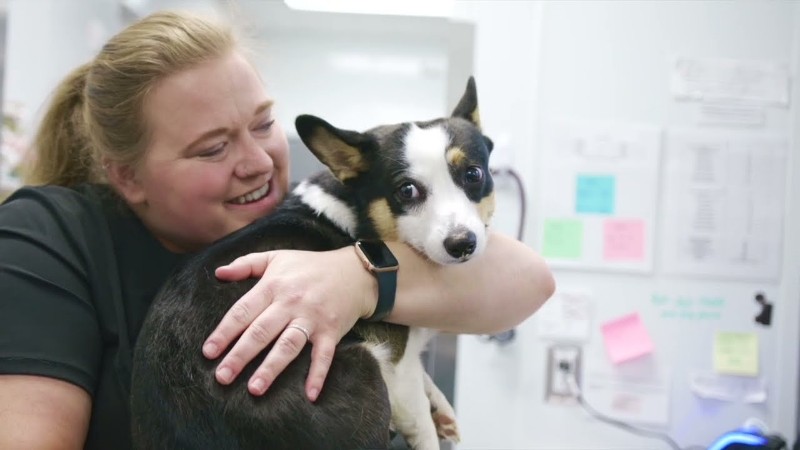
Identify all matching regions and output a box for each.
[0,184,189,449]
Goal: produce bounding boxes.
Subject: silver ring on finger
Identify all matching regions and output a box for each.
[286,324,311,342]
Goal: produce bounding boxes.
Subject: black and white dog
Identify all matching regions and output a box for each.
[131,77,495,450]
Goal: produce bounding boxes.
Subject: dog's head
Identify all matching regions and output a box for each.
[295,77,494,265]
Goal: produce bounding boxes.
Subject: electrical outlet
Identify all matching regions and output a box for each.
[544,345,582,404]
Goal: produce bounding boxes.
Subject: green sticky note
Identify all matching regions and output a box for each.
[542,218,583,259]
[713,332,759,376]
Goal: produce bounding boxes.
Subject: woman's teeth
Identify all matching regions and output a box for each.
[232,183,270,204]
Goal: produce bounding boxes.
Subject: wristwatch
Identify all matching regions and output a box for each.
[354,240,399,322]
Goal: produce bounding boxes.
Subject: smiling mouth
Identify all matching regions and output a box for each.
[229,182,271,205]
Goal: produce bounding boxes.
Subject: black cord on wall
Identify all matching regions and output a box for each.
[483,167,527,345]
[489,166,527,241]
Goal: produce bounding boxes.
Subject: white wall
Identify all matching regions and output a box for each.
[3,0,225,132]
[242,4,450,134]
[230,1,457,181]
[4,0,122,130]
[453,1,800,449]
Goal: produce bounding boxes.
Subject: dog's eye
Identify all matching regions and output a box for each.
[396,182,420,201]
[464,166,484,184]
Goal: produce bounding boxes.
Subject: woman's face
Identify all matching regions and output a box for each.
[121,51,290,252]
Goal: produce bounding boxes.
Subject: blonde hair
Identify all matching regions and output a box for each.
[26,10,238,187]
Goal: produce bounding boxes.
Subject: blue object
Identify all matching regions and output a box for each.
[481,329,516,345]
[575,174,615,214]
[707,427,786,450]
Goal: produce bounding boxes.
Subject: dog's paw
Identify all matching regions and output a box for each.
[432,410,460,443]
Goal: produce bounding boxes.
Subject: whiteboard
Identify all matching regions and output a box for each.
[453,1,800,449]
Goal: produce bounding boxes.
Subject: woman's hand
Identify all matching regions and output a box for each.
[203,247,376,401]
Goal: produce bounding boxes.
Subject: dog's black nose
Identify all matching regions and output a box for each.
[444,231,477,258]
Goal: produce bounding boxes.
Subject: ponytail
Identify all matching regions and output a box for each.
[25,63,99,187]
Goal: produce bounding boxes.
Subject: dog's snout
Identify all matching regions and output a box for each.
[444,230,477,259]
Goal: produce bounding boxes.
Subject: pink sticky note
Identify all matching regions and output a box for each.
[603,219,645,261]
[601,312,654,364]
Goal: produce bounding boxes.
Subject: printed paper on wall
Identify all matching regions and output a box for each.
[660,129,787,281]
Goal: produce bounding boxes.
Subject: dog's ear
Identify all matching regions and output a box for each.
[483,135,494,154]
[295,114,373,182]
[451,76,481,130]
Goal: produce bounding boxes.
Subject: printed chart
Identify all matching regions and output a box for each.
[660,129,787,281]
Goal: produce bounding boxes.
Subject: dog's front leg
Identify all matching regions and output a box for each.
[372,327,441,450]
[385,356,440,450]
[423,371,460,443]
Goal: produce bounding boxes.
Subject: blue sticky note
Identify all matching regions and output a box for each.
[576,175,615,214]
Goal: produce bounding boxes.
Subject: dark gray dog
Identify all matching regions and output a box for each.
[131,77,494,450]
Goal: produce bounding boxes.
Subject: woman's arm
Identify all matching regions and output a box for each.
[0,375,91,449]
[383,231,554,333]
[205,230,554,401]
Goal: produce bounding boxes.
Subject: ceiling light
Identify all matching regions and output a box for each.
[284,0,454,18]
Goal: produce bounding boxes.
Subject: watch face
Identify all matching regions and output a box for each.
[357,240,399,272]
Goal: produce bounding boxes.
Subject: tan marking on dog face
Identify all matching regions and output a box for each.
[368,199,398,240]
[310,129,367,181]
[446,147,467,166]
[478,193,495,225]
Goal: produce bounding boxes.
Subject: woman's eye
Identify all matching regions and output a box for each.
[396,182,420,201]
[197,143,226,158]
[465,166,484,184]
[255,119,275,133]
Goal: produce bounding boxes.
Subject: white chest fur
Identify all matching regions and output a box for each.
[364,327,456,450]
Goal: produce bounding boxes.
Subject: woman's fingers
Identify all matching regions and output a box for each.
[211,294,287,384]
[247,322,313,396]
[214,251,273,281]
[202,291,271,360]
[204,248,368,398]
[204,255,277,360]
[305,336,336,402]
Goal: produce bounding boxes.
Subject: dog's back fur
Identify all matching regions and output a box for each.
[131,193,394,449]
[131,77,493,449]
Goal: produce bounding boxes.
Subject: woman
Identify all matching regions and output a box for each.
[0,10,554,450]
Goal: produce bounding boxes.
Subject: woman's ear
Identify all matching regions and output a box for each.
[105,160,147,205]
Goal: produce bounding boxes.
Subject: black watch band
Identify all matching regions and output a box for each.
[368,269,397,322]
[354,240,399,322]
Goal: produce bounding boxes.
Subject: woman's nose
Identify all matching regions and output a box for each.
[234,135,273,179]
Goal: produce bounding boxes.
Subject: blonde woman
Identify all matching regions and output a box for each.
[0,10,554,449]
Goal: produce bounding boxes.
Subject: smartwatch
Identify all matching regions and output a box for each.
[354,240,399,322]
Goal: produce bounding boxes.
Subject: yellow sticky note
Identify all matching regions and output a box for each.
[713,332,759,376]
